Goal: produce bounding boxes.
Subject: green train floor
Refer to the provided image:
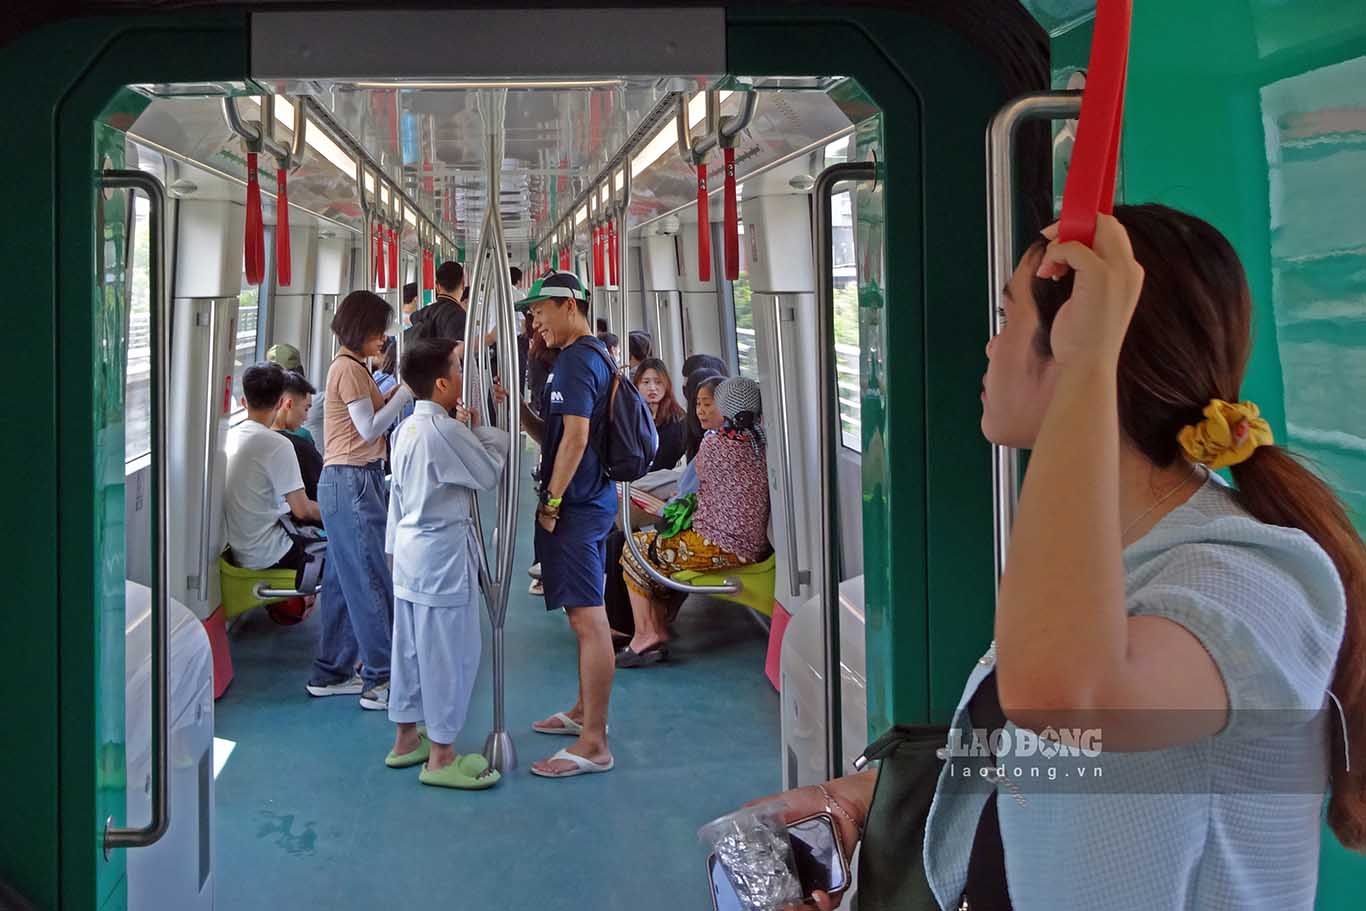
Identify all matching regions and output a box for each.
[213,464,780,910]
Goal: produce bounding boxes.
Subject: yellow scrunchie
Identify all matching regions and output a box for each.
[1177,399,1274,469]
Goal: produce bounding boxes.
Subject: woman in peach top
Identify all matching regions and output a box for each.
[306,290,414,711]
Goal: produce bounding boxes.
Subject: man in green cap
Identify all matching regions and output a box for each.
[266,342,303,373]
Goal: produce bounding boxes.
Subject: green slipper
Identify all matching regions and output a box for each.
[457,753,490,777]
[385,734,431,768]
[419,756,501,790]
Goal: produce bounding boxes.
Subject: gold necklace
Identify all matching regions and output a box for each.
[1122,462,1203,541]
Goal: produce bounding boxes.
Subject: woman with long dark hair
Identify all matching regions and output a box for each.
[743,206,1366,910]
[633,357,687,471]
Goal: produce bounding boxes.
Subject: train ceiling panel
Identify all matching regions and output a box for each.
[123,74,856,256]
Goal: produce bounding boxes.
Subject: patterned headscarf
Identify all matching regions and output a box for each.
[715,376,766,457]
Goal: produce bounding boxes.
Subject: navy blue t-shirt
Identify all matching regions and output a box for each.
[540,337,616,512]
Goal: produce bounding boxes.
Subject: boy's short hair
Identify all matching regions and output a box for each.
[599,332,620,350]
[401,338,460,401]
[241,361,287,411]
[281,372,316,399]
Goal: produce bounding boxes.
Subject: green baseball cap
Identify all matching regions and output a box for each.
[517,271,587,312]
[266,343,302,371]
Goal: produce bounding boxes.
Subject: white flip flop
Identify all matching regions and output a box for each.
[531,712,608,736]
[529,748,615,779]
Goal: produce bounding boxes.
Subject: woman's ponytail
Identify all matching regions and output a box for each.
[1232,446,1366,849]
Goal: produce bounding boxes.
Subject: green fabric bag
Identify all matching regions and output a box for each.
[853,725,950,911]
[658,492,697,539]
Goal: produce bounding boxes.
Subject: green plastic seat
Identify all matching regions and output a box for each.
[671,552,777,617]
[218,555,299,621]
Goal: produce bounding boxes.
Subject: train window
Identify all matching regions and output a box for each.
[731,221,758,378]
[230,268,260,420]
[124,195,152,464]
[831,191,861,452]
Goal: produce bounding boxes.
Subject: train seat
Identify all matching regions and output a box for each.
[671,551,777,617]
[217,555,299,621]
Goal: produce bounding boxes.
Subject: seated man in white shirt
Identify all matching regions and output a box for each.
[224,362,322,571]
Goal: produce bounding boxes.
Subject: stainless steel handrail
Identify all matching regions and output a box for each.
[676,91,722,166]
[356,159,372,292]
[768,294,809,597]
[253,583,323,599]
[281,96,307,172]
[617,160,741,596]
[718,90,759,143]
[103,169,170,853]
[221,96,289,161]
[195,300,221,598]
[814,161,877,780]
[985,91,1082,589]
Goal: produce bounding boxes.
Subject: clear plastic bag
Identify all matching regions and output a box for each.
[698,805,804,911]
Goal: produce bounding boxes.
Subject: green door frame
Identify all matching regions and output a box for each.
[0,7,1018,907]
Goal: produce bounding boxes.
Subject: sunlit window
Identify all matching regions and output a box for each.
[125,195,152,464]
[831,191,861,452]
[231,268,260,420]
[730,222,758,378]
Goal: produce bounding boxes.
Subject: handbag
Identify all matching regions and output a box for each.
[853,725,950,911]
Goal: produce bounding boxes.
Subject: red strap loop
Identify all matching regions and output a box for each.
[560,246,570,271]
[1058,0,1131,247]
[275,168,292,287]
[375,223,386,289]
[244,153,265,285]
[388,225,399,290]
[608,221,619,286]
[696,163,711,282]
[723,147,739,281]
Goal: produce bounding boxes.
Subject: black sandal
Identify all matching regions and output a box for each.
[615,643,670,668]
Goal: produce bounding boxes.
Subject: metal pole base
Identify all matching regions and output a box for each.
[483,729,517,772]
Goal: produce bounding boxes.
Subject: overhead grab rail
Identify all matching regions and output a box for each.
[102,170,170,855]
[677,91,721,282]
[718,91,759,281]
[814,161,878,781]
[223,96,280,286]
[270,97,307,287]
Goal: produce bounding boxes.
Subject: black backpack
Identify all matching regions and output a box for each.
[581,337,658,482]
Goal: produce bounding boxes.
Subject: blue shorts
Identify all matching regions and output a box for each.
[535,504,616,612]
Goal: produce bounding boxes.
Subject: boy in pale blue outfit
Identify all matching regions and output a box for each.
[384,337,507,789]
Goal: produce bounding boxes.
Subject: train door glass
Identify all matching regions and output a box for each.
[230,267,260,420]
[730,222,758,378]
[125,194,152,464]
[831,190,860,452]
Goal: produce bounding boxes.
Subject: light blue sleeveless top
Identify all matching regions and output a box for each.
[922,474,1348,910]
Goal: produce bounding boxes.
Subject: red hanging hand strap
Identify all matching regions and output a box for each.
[244,153,265,285]
[1058,0,1132,247]
[375,223,386,289]
[275,167,292,287]
[696,163,711,282]
[608,220,619,286]
[388,225,398,289]
[723,147,739,281]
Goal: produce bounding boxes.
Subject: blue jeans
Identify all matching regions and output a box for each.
[313,462,392,687]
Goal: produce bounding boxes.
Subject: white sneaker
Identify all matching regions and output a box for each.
[359,681,390,711]
[528,562,542,580]
[306,674,365,697]
[529,579,545,595]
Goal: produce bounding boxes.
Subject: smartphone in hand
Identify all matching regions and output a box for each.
[706,813,850,911]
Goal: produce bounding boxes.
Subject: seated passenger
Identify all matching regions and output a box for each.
[616,376,771,666]
[681,352,728,381]
[604,371,725,642]
[384,338,507,789]
[598,331,620,362]
[634,357,687,472]
[683,367,725,467]
[270,371,322,503]
[223,362,322,571]
[627,330,653,371]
